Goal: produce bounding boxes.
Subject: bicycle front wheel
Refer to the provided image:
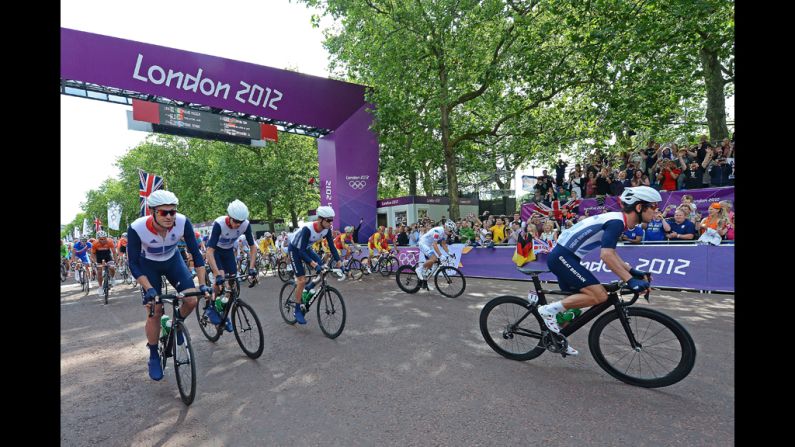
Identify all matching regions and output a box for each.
[434,266,466,298]
[588,306,696,388]
[395,264,421,294]
[278,281,298,324]
[316,286,346,339]
[379,256,396,276]
[172,321,197,405]
[479,295,546,361]
[347,259,364,280]
[232,300,264,359]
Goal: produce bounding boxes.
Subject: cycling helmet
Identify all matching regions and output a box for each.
[316,206,335,219]
[122,232,127,237]
[227,199,249,221]
[97,230,107,238]
[344,226,353,233]
[619,186,661,206]
[80,236,88,242]
[147,190,179,207]
[444,220,457,232]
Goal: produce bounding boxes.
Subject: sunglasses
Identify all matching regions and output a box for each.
[230,218,244,224]
[644,203,659,210]
[155,209,177,217]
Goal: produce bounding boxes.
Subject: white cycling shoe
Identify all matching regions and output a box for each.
[537,304,561,334]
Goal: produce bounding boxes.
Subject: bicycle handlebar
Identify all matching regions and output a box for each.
[148,290,208,317]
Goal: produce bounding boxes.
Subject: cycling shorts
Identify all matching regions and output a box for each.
[95,250,113,264]
[547,244,600,292]
[75,253,89,264]
[418,243,438,260]
[212,247,237,276]
[118,245,127,254]
[289,245,322,278]
[136,253,195,304]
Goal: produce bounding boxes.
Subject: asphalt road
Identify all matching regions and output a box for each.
[61,271,734,446]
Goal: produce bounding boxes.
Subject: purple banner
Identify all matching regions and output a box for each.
[377,196,415,207]
[395,244,733,292]
[61,28,366,130]
[522,186,735,221]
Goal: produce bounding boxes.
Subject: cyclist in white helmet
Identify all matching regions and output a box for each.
[126,189,211,381]
[536,186,659,356]
[204,199,258,331]
[287,206,342,324]
[416,220,457,291]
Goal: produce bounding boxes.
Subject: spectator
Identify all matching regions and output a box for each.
[629,169,644,187]
[678,195,698,222]
[554,159,568,186]
[609,170,627,196]
[483,231,495,248]
[510,212,524,229]
[662,209,698,241]
[695,135,710,166]
[540,220,559,244]
[720,138,732,158]
[528,213,545,235]
[397,224,409,246]
[538,169,553,186]
[642,207,667,242]
[506,221,522,245]
[640,173,651,187]
[656,159,681,192]
[660,145,675,161]
[628,148,646,177]
[721,200,734,240]
[698,202,728,238]
[621,224,644,244]
[705,146,732,187]
[531,190,545,206]
[567,190,581,214]
[679,153,707,189]
[585,171,597,198]
[409,224,420,246]
[569,172,583,199]
[596,167,611,196]
[491,217,507,243]
[458,220,475,245]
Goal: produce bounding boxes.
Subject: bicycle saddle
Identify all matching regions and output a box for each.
[516,265,549,275]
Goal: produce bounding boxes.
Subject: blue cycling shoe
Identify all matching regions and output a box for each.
[224,317,233,332]
[294,303,307,325]
[204,306,222,325]
[148,356,163,381]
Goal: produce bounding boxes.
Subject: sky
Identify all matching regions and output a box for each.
[60,0,335,225]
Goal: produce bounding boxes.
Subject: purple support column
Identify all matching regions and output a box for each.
[317,104,379,243]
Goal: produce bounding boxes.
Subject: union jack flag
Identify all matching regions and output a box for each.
[139,169,164,216]
[94,216,102,232]
[532,237,555,254]
[528,198,582,221]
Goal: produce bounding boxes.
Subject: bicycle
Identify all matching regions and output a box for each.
[100,262,115,305]
[339,246,367,280]
[478,266,696,388]
[278,265,346,339]
[60,258,68,282]
[117,255,133,286]
[75,261,89,296]
[195,272,264,359]
[148,289,206,405]
[370,249,397,276]
[277,256,316,283]
[395,253,466,298]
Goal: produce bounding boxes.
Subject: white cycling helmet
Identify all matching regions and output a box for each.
[620,186,662,205]
[344,225,354,233]
[227,199,249,221]
[122,232,127,237]
[316,206,335,219]
[96,230,107,238]
[147,190,179,207]
[444,220,457,232]
[80,236,88,242]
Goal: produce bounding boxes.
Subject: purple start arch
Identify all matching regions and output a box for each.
[61,28,379,240]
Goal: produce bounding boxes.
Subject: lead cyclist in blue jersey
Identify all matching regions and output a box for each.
[536,186,660,356]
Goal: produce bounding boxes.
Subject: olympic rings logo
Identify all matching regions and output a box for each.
[348,180,367,190]
[398,251,419,265]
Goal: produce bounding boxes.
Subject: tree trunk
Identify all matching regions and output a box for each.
[408,170,417,196]
[421,162,433,197]
[290,209,298,230]
[439,66,460,219]
[699,46,728,142]
[266,199,274,232]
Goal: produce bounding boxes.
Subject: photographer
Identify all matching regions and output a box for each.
[705,146,732,187]
[656,159,681,192]
[555,159,568,186]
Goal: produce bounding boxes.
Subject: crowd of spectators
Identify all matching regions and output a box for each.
[527,134,735,209]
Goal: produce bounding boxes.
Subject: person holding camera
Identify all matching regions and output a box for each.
[656,159,681,192]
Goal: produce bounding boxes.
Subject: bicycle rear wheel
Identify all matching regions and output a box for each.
[479,295,546,361]
[396,264,421,294]
[379,256,396,276]
[588,307,696,388]
[172,321,197,405]
[347,259,364,280]
[435,266,466,298]
[277,261,292,282]
[278,281,298,324]
[232,300,264,359]
[61,263,67,282]
[316,286,346,339]
[195,299,222,342]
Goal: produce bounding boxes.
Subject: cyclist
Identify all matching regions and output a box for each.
[117,232,128,264]
[90,231,118,297]
[536,186,658,356]
[126,190,210,381]
[367,226,386,273]
[259,231,275,255]
[288,206,342,324]
[334,226,358,281]
[205,199,258,331]
[416,220,456,291]
[72,236,93,285]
